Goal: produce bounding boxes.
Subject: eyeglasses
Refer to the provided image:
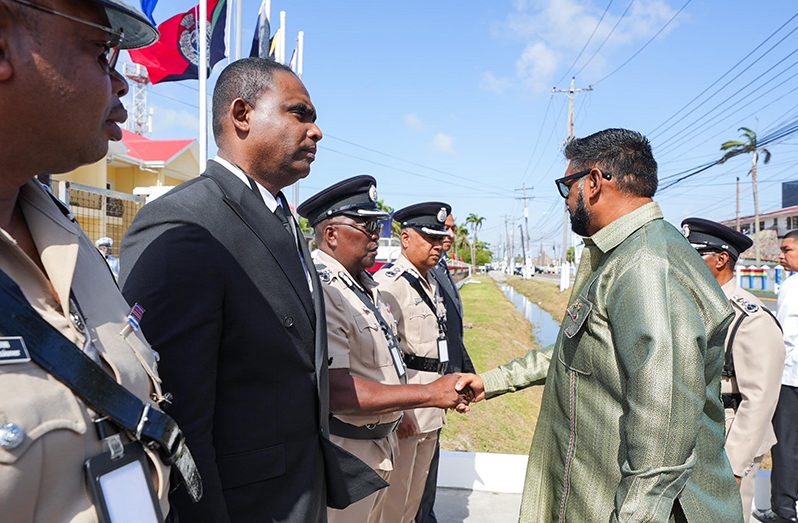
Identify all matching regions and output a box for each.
[330,220,383,238]
[554,169,612,199]
[9,0,124,72]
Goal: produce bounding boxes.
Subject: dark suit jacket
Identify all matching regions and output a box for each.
[120,161,384,523]
[431,258,475,374]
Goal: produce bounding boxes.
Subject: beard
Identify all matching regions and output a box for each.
[569,189,591,237]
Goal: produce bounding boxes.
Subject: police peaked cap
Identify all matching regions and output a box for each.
[297,175,389,226]
[394,202,451,237]
[680,217,753,260]
[90,0,159,49]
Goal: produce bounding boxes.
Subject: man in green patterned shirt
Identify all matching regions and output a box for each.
[457,129,742,522]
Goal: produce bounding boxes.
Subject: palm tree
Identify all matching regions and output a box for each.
[720,127,772,263]
[465,213,485,268]
[453,223,470,260]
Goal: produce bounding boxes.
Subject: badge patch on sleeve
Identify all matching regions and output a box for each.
[0,337,31,364]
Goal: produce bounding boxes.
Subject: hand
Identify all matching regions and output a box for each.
[427,373,471,410]
[455,373,486,411]
[396,411,419,439]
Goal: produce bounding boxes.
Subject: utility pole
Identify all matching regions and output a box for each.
[518,224,527,278]
[552,77,593,292]
[736,177,741,232]
[514,184,534,279]
[503,214,517,275]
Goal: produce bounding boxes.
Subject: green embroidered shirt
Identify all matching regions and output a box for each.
[482,202,742,522]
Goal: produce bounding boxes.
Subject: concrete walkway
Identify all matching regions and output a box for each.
[435,488,521,523]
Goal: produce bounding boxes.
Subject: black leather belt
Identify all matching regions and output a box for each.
[330,416,402,440]
[403,353,447,374]
[722,393,742,410]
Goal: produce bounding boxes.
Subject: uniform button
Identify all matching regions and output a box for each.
[283,315,294,328]
[0,423,25,450]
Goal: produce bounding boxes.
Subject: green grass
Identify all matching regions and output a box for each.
[505,276,571,322]
[439,275,544,455]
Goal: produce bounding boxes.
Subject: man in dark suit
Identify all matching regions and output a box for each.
[120,58,383,523]
[416,213,476,522]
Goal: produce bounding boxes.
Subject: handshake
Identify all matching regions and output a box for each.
[428,373,486,414]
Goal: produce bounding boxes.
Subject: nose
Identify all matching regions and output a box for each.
[111,67,129,98]
[308,122,323,142]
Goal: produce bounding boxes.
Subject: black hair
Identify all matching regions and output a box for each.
[784,229,798,242]
[211,57,296,142]
[563,128,658,197]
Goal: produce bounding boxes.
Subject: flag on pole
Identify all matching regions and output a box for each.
[248,0,271,58]
[129,0,228,84]
[140,0,158,24]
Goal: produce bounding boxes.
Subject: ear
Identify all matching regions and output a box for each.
[400,229,410,249]
[0,33,14,82]
[230,98,251,134]
[717,252,731,271]
[324,224,337,248]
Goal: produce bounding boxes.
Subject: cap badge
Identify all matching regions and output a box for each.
[436,207,447,223]
[681,224,690,239]
[368,184,378,203]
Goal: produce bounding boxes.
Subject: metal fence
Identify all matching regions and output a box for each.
[51,181,146,257]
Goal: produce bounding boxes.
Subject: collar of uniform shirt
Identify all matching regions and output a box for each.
[212,156,279,212]
[587,201,663,254]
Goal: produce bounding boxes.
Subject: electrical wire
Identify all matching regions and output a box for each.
[573,0,635,78]
[555,0,615,86]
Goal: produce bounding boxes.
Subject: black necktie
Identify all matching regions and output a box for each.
[273,201,293,237]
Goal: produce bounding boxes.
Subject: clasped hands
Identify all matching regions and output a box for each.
[427,373,486,414]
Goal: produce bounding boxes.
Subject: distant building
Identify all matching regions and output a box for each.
[783,180,798,208]
[50,131,199,256]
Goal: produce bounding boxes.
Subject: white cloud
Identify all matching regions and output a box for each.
[480,71,512,94]
[403,113,425,130]
[432,132,456,155]
[516,42,559,91]
[490,0,680,92]
[150,105,199,135]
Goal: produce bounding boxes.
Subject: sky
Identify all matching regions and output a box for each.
[121,0,798,258]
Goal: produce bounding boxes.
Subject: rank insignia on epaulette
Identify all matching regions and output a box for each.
[732,295,759,313]
[318,268,333,284]
[384,267,401,278]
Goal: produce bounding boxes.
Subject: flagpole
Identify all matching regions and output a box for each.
[279,10,286,63]
[266,0,271,26]
[234,0,243,60]
[199,0,208,173]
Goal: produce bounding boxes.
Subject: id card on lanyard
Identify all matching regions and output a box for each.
[84,443,162,523]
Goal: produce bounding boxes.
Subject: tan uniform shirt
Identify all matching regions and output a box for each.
[375,255,446,434]
[0,181,170,522]
[313,249,402,471]
[720,279,785,477]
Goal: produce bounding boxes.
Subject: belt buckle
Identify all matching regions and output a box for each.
[437,361,448,374]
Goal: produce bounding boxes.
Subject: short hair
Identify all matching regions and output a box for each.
[211,58,296,142]
[313,218,330,246]
[784,229,798,242]
[563,128,658,198]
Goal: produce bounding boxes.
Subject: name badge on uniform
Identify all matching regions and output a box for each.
[437,337,449,364]
[0,337,31,365]
[84,443,162,523]
[388,340,406,379]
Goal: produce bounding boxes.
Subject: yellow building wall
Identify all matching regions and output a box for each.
[52,159,107,188]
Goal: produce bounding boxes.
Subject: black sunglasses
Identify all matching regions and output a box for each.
[330,220,383,237]
[554,169,612,199]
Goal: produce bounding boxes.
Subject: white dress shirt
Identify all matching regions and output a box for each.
[777,273,798,386]
[212,156,313,292]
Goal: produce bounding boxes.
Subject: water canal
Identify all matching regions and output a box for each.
[499,284,561,349]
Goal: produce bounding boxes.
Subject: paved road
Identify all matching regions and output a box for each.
[435,488,521,523]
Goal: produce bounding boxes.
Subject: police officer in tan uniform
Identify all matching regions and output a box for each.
[375,202,454,523]
[298,178,470,523]
[0,1,198,521]
[683,217,785,522]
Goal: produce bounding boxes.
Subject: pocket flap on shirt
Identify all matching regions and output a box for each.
[218,443,286,489]
[562,297,592,339]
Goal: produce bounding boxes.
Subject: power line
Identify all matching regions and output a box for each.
[648,10,798,138]
[555,0,614,86]
[591,0,692,85]
[574,0,635,78]
[520,95,554,182]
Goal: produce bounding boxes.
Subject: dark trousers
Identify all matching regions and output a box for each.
[772,384,798,518]
[414,431,440,523]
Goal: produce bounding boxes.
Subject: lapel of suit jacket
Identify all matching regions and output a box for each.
[433,260,462,319]
[203,162,315,323]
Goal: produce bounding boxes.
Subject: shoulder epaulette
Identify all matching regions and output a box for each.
[314,263,334,285]
[731,295,760,315]
[381,265,404,280]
